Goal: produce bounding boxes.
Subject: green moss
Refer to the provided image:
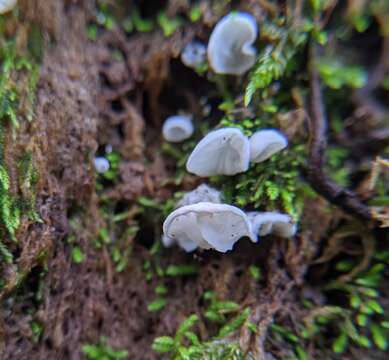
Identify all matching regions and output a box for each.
[152,301,251,359]
[317,59,367,90]
[82,337,128,360]
[0,34,41,265]
[245,18,310,106]
[157,11,182,37]
[211,145,306,219]
[269,251,389,357]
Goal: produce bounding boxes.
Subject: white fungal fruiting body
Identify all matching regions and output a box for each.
[163,202,256,252]
[186,128,250,176]
[181,41,207,69]
[176,184,221,208]
[249,129,288,163]
[94,157,110,173]
[0,0,17,14]
[162,115,194,143]
[207,12,258,75]
[247,211,297,238]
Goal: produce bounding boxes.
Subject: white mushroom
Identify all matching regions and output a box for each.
[207,12,258,75]
[94,157,110,173]
[176,184,221,208]
[249,129,288,163]
[163,202,256,252]
[162,115,194,143]
[0,0,17,14]
[186,128,250,176]
[181,41,207,69]
[247,211,297,238]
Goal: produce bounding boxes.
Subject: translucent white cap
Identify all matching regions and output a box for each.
[208,12,258,75]
[186,128,250,176]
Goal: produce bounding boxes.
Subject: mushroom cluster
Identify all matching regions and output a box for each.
[162,184,297,253]
[181,11,258,75]
[163,202,256,252]
[161,11,299,253]
[186,127,288,177]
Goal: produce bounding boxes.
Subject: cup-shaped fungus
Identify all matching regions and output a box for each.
[94,157,110,173]
[207,12,258,75]
[176,184,221,208]
[162,115,194,143]
[249,129,288,163]
[181,41,207,69]
[247,211,297,238]
[0,0,17,13]
[163,202,256,252]
[186,128,250,176]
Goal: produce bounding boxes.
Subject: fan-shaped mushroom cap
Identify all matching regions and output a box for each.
[186,128,250,176]
[207,12,258,75]
[181,41,207,69]
[163,202,256,252]
[249,129,288,163]
[0,0,17,14]
[176,184,222,208]
[162,115,194,142]
[161,234,200,252]
[94,157,110,173]
[247,211,297,238]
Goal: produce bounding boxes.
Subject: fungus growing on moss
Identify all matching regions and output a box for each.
[247,211,297,238]
[176,184,221,208]
[207,12,258,75]
[181,41,207,69]
[0,0,17,14]
[186,127,250,176]
[94,157,110,173]
[249,129,288,163]
[163,202,256,252]
[162,115,194,142]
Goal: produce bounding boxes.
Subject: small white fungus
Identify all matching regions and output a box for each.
[186,127,250,176]
[94,157,110,173]
[163,202,256,252]
[176,184,222,208]
[105,144,113,154]
[207,12,258,75]
[181,41,207,69]
[162,115,194,143]
[247,211,297,238]
[249,129,288,163]
[0,0,17,14]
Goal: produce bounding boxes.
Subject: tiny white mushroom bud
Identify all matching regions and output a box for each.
[181,41,207,69]
[207,12,258,75]
[162,115,194,143]
[105,144,113,154]
[247,211,297,238]
[0,0,17,14]
[163,202,256,253]
[94,157,110,173]
[176,184,222,208]
[186,127,250,176]
[249,129,288,163]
